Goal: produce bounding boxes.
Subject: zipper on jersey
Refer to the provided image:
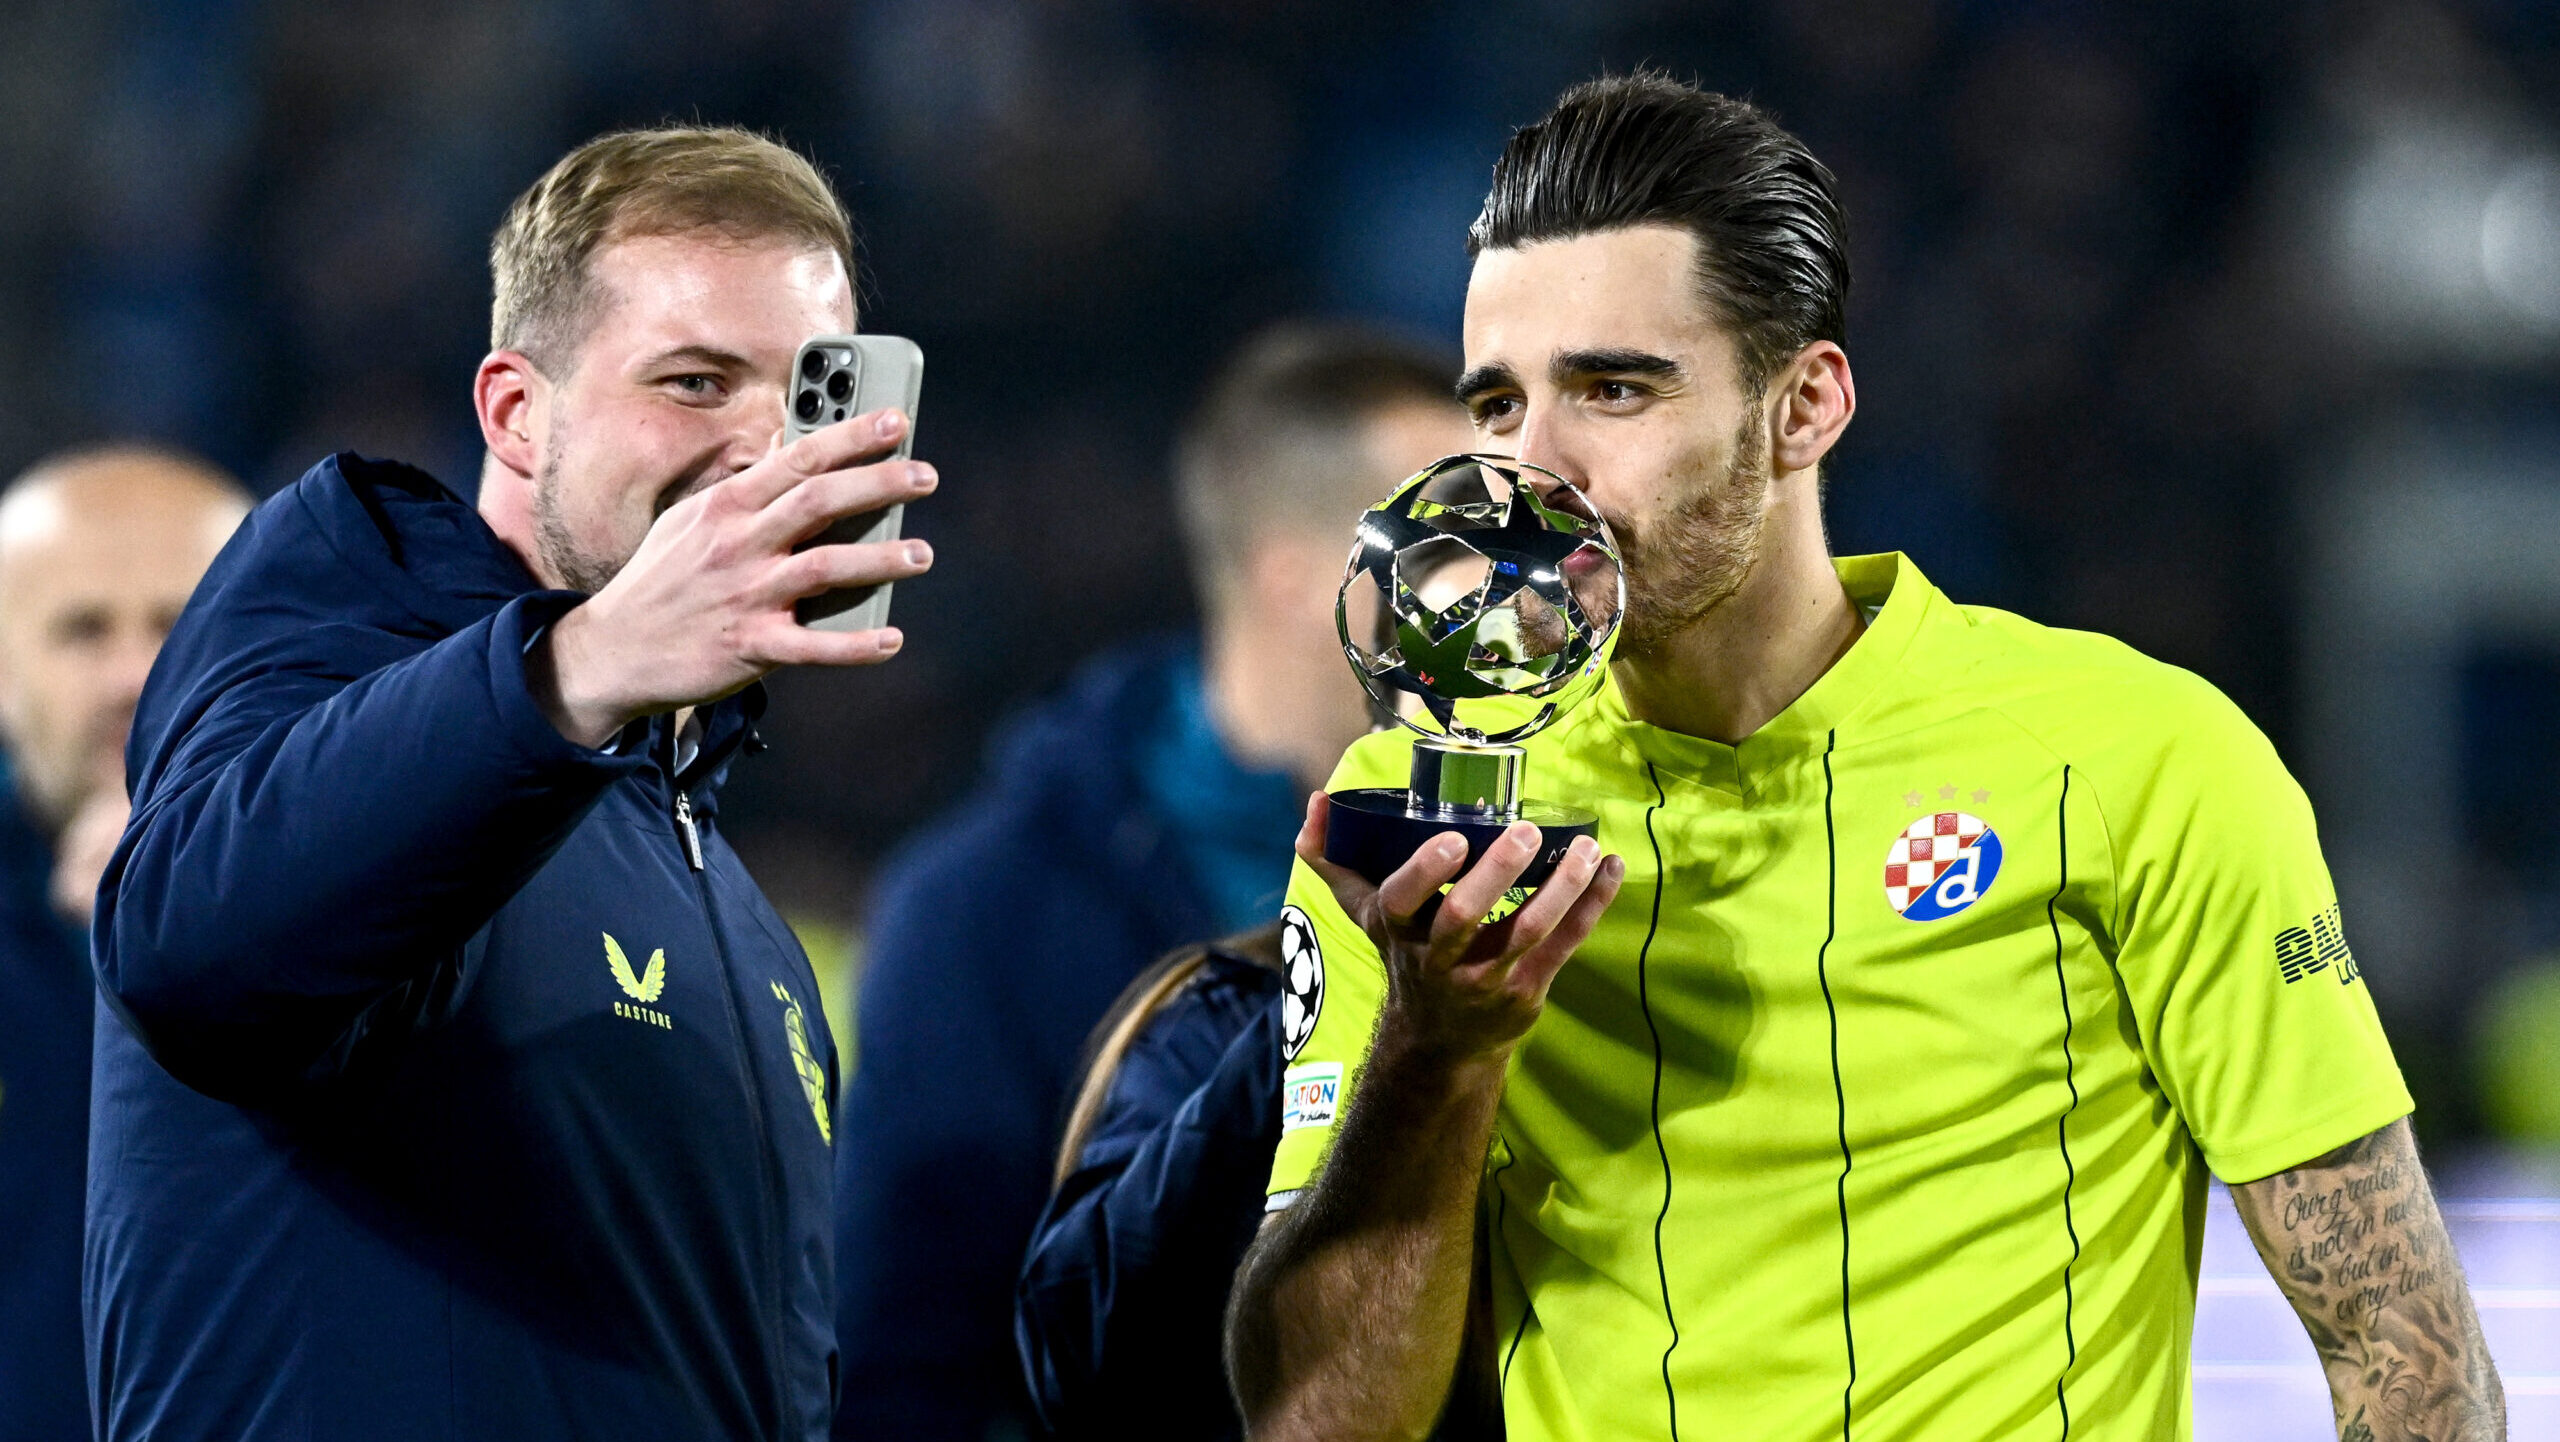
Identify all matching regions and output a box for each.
[673,790,705,871]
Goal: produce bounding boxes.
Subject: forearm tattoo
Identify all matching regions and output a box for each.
[2229,1118,2505,1441]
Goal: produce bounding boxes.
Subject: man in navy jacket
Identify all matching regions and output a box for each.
[87,127,935,1442]
[834,325,1471,1440]
[0,447,243,1442]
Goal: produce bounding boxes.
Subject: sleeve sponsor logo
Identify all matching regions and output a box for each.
[1884,811,2004,921]
[2276,903,2362,986]
[1278,905,1325,1061]
[1282,1062,1342,1133]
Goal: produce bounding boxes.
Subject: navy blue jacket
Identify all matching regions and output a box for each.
[87,455,841,1442]
[0,774,90,1442]
[1015,947,1281,1441]
[834,644,1232,1441]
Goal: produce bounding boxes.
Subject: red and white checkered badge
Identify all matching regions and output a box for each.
[1883,811,2005,922]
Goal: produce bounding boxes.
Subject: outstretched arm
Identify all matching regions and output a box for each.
[2227,1117,2505,1441]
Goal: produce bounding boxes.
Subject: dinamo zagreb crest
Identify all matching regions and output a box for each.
[1883,811,2004,921]
[1278,905,1324,1061]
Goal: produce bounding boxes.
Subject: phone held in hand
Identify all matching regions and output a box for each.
[787,334,924,633]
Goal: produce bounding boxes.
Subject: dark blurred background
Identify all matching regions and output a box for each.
[8,0,2560,1162]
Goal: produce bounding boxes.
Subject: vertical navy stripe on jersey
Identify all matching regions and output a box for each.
[1502,1300,1536,1388]
[1816,732,1854,1442]
[2049,767,2082,1438]
[1490,1147,1530,1392]
[1637,762,1681,1442]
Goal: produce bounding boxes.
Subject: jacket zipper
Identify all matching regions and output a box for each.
[669,763,793,1437]
[673,790,705,871]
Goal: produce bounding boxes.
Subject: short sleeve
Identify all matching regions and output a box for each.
[2097,677,2412,1183]
[1265,733,1410,1202]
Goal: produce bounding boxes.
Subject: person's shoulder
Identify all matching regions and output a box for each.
[255,452,457,564]
[194,454,520,634]
[1910,600,2270,770]
[1123,951,1275,1076]
[872,641,1191,907]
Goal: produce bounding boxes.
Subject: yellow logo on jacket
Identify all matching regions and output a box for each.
[770,981,832,1143]
[605,932,671,1029]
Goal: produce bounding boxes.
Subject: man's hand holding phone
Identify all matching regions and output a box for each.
[532,408,934,748]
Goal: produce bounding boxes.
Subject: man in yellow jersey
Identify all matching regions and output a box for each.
[1227,75,2505,1442]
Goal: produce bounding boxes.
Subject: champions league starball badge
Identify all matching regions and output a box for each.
[1323,454,1625,888]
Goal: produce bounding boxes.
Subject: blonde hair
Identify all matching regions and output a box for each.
[489,125,854,372]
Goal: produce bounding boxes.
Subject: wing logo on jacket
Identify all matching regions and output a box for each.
[770,981,832,1144]
[605,932,672,1029]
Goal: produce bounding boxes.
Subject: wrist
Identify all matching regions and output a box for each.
[1367,1008,1515,1096]
[529,604,640,748]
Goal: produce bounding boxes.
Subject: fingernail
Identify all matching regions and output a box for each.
[877,627,905,652]
[1571,835,1598,861]
[909,462,937,492]
[877,410,904,439]
[1435,835,1465,860]
[903,540,930,565]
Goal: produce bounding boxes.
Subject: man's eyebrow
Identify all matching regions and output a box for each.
[1455,363,1519,403]
[635,344,754,373]
[1553,348,1685,381]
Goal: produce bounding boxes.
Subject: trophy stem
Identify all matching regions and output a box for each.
[1324,737,1595,888]
[1408,738,1523,819]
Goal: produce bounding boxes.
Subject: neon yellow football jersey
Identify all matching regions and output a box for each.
[1267,553,2409,1442]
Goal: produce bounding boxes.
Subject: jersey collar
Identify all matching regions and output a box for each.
[1586,552,1936,796]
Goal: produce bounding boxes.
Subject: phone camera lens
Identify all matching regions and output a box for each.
[794,389,821,422]
[826,369,851,402]
[801,350,827,382]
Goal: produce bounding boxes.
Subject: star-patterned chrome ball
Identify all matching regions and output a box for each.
[1336,454,1625,747]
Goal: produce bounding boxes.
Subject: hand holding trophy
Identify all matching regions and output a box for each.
[1324,454,1624,888]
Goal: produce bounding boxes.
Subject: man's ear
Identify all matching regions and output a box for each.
[1770,341,1855,477]
[474,351,546,479]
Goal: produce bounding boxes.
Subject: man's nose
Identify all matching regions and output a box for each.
[1512,401,1588,492]
[723,382,791,472]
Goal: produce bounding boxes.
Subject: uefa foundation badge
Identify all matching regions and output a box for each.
[1884,811,2003,921]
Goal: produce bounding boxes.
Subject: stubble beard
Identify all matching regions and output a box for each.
[1612,414,1773,655]
[531,417,625,596]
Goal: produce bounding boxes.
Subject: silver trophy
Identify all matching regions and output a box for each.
[1326,454,1625,887]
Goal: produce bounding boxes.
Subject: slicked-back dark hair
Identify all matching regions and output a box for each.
[1470,74,1849,394]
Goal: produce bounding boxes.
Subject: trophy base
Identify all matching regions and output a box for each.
[1322,787,1599,888]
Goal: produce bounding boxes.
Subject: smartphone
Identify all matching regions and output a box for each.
[787,334,924,632]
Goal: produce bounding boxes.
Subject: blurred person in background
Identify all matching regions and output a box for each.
[0,446,244,1442]
[83,128,934,1442]
[834,322,1472,1442]
[1015,923,1283,1441]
